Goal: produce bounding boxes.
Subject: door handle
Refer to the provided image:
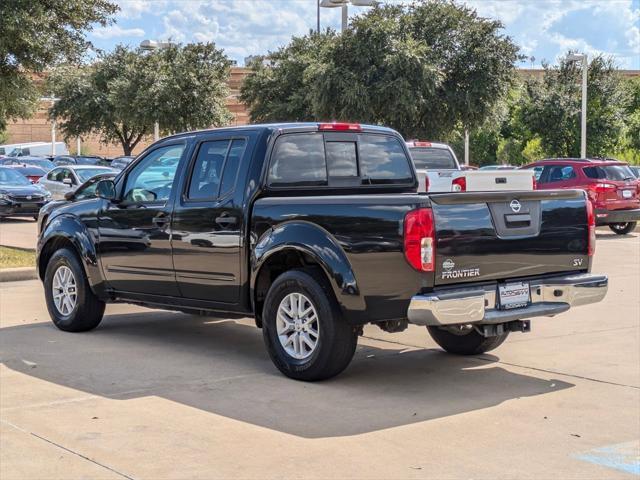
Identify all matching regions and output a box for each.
[215,214,237,227]
[152,215,169,226]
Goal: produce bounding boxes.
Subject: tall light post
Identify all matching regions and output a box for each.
[318,0,378,33]
[41,96,60,156]
[568,53,588,158]
[140,39,174,141]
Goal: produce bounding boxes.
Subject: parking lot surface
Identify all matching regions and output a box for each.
[1,228,639,479]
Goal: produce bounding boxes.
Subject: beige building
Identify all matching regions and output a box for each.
[5,68,639,157]
[4,67,251,157]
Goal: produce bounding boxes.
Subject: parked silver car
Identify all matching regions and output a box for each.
[37,165,116,200]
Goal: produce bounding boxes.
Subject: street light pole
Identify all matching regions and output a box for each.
[341,4,348,32]
[41,96,60,156]
[568,53,588,158]
[140,39,174,142]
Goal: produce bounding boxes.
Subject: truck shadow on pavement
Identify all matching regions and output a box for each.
[0,311,573,438]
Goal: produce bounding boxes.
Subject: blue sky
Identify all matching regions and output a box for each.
[88,0,640,69]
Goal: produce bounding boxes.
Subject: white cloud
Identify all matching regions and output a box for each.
[95,0,640,68]
[92,24,145,39]
[115,0,162,19]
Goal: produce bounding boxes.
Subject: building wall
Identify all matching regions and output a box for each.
[4,67,252,157]
[4,67,638,157]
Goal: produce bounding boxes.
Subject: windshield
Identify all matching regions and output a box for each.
[0,168,31,186]
[409,147,457,170]
[75,168,113,182]
[583,165,635,181]
[20,159,55,170]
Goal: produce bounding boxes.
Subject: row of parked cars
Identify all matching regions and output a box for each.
[0,150,132,219]
[1,139,639,235]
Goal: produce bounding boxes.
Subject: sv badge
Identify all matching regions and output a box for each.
[573,258,584,267]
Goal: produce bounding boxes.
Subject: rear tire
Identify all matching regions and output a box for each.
[262,269,357,381]
[427,325,509,355]
[609,222,636,235]
[44,248,105,332]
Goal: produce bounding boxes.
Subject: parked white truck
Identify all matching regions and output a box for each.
[406,141,535,193]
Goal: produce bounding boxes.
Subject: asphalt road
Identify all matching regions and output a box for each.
[1,228,639,479]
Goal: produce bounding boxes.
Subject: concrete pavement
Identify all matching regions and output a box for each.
[1,229,639,479]
[0,218,38,250]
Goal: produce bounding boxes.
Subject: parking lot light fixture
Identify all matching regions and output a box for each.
[318,0,378,33]
[567,53,588,158]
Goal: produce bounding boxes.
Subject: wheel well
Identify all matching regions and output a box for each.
[38,237,77,280]
[254,249,329,322]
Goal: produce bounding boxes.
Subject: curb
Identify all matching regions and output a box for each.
[0,267,38,282]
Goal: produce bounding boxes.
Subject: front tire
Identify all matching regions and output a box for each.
[609,222,637,235]
[44,248,105,332]
[262,269,357,381]
[427,325,508,355]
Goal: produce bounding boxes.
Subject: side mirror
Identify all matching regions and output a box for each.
[96,179,117,201]
[62,178,73,186]
[64,191,75,201]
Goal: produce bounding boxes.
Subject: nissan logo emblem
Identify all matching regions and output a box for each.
[26,195,32,200]
[509,199,521,213]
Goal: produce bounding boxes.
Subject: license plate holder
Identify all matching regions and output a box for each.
[622,190,633,199]
[498,282,530,310]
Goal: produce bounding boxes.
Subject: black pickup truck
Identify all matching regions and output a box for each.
[37,122,608,380]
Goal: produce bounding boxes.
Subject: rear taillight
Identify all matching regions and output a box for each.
[424,175,430,192]
[404,208,435,272]
[451,176,466,192]
[532,175,537,190]
[586,197,595,256]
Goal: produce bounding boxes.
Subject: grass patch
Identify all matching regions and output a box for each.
[0,246,35,269]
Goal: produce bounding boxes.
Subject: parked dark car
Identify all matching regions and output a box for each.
[37,123,608,380]
[4,156,56,172]
[109,155,135,170]
[0,167,51,220]
[6,165,47,183]
[523,158,640,235]
[53,155,108,167]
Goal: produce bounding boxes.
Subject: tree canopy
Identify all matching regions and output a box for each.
[0,0,117,130]
[240,0,520,140]
[50,44,233,155]
[519,54,628,158]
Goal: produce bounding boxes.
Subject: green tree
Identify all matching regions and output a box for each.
[520,53,628,158]
[239,32,337,122]
[240,0,520,139]
[0,0,117,129]
[622,77,640,153]
[50,44,233,155]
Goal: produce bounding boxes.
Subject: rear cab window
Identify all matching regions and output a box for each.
[409,147,457,170]
[267,131,413,188]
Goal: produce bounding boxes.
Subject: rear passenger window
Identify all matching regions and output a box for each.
[269,134,326,186]
[188,141,229,200]
[326,142,357,177]
[546,165,575,183]
[359,135,412,183]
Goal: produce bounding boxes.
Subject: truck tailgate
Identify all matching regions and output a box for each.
[430,190,590,286]
[465,170,534,191]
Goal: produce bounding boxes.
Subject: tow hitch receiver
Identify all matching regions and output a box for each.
[475,320,531,337]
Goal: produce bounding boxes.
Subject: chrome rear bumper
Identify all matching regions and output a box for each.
[408,273,608,326]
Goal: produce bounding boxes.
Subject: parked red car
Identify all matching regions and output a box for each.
[7,165,47,184]
[523,158,640,235]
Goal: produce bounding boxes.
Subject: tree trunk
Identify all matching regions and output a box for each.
[121,142,133,156]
